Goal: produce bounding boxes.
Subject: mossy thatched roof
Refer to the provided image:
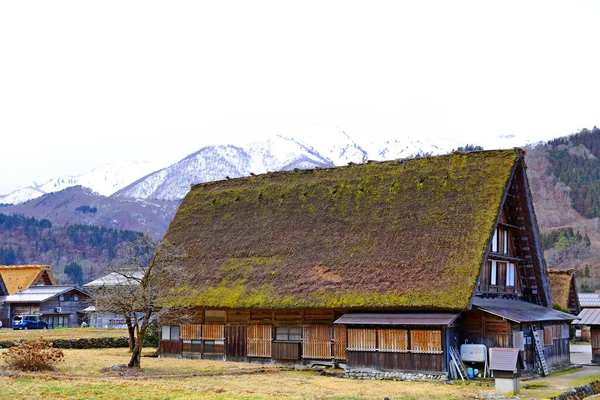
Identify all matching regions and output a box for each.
[160,149,522,310]
[548,269,579,312]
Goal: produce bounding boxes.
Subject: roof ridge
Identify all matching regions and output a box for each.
[190,148,523,191]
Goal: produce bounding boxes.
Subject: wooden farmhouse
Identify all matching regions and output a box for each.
[155,149,574,376]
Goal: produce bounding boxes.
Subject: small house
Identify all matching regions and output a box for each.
[155,149,573,376]
[83,271,144,328]
[0,285,90,328]
[0,265,58,326]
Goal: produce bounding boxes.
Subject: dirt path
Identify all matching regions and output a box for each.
[513,344,600,399]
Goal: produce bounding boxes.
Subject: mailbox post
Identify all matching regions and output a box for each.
[489,348,525,396]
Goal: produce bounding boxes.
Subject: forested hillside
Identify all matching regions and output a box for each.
[546,126,600,218]
[526,127,600,292]
[0,213,148,285]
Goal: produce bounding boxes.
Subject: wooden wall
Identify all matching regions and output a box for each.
[457,309,571,370]
[159,307,449,373]
[591,326,600,364]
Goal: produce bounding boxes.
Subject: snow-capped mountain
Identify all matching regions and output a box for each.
[0,160,162,205]
[2,127,525,205]
[113,136,335,200]
[114,127,467,201]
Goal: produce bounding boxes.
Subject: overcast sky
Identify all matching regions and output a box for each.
[1,1,599,194]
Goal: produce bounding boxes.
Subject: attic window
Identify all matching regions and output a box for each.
[506,263,516,287]
[491,227,510,255]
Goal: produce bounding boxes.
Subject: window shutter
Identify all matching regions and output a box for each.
[347,329,377,351]
[248,325,272,357]
[378,329,409,353]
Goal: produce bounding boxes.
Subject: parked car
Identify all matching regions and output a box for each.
[12,314,48,330]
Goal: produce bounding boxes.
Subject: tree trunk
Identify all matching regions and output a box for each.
[128,325,143,368]
[125,315,136,352]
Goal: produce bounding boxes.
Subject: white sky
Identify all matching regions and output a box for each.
[1,1,600,194]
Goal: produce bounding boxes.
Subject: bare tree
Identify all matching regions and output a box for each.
[90,236,187,368]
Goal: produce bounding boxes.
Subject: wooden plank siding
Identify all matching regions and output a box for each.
[379,329,409,353]
[160,308,456,372]
[248,325,272,357]
[348,329,377,351]
[226,325,247,360]
[592,327,600,364]
[303,325,332,359]
[202,324,225,340]
[180,324,202,339]
[272,342,301,360]
[159,340,182,354]
[458,308,511,349]
[333,325,347,360]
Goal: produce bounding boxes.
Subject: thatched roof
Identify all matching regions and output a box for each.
[548,269,579,313]
[0,265,57,295]
[160,149,523,310]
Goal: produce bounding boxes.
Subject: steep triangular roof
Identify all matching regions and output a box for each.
[159,149,528,310]
[0,265,57,295]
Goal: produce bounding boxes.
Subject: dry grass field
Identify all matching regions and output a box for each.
[0,347,486,399]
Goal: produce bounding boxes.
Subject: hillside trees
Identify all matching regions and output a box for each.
[546,127,600,218]
[0,212,148,282]
[64,263,83,286]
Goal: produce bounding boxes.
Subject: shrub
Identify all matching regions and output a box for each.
[143,320,159,348]
[2,341,64,371]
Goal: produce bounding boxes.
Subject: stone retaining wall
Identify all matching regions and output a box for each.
[549,379,600,400]
[344,370,448,381]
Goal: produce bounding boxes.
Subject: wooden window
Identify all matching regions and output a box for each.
[512,331,525,351]
[491,228,510,255]
[161,325,180,341]
[551,325,562,340]
[378,329,409,353]
[543,326,553,346]
[490,261,498,286]
[410,330,442,354]
[506,263,516,287]
[561,324,570,339]
[182,339,202,352]
[248,325,272,357]
[202,324,225,340]
[333,325,347,360]
[275,326,302,341]
[491,229,498,252]
[302,325,331,359]
[204,340,225,353]
[180,324,202,340]
[347,328,377,351]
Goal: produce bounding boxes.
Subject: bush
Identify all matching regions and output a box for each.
[143,320,159,348]
[2,341,64,371]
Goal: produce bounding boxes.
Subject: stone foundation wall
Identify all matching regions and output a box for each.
[344,370,448,381]
[549,379,600,400]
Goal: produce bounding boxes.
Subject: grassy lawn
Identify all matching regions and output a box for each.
[0,328,128,341]
[0,347,485,399]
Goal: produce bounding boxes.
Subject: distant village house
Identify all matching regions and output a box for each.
[0,265,90,328]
